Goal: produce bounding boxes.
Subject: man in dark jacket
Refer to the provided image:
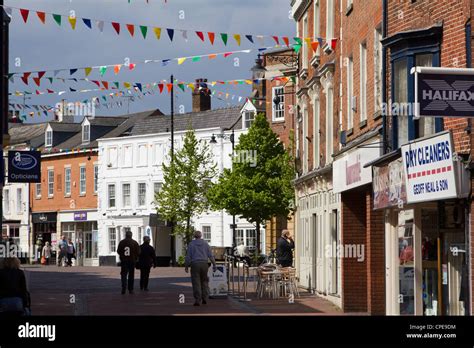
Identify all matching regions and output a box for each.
[138,236,156,291]
[276,229,295,267]
[117,231,140,294]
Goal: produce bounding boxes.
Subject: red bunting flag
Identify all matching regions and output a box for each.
[283,37,290,47]
[331,38,338,50]
[37,71,46,79]
[223,52,233,58]
[91,80,101,87]
[33,77,41,87]
[111,22,120,35]
[36,11,46,24]
[158,84,164,93]
[272,36,280,45]
[126,24,135,37]
[129,63,136,71]
[196,31,205,41]
[35,90,41,95]
[208,32,215,45]
[20,9,29,23]
[311,41,319,53]
[21,73,31,85]
[166,83,173,93]
[47,89,54,94]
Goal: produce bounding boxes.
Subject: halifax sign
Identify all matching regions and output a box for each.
[8,151,41,183]
[413,67,474,118]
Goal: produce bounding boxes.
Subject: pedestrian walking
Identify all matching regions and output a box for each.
[117,231,140,294]
[57,236,68,267]
[0,257,31,317]
[276,229,295,268]
[66,239,76,267]
[41,242,52,266]
[184,230,216,306]
[138,236,156,291]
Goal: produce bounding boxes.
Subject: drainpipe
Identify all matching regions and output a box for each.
[465,21,472,316]
[382,0,388,154]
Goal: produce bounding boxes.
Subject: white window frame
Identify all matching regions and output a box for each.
[244,111,255,129]
[272,87,285,121]
[15,188,22,214]
[3,189,9,214]
[122,183,131,208]
[107,146,118,168]
[153,143,164,166]
[94,164,98,193]
[79,165,86,195]
[82,124,90,144]
[326,87,334,163]
[35,183,41,199]
[347,56,354,130]
[64,167,71,197]
[360,42,368,122]
[48,169,54,197]
[302,14,309,70]
[326,0,335,39]
[137,144,148,167]
[314,0,320,55]
[374,27,383,114]
[137,182,146,207]
[313,97,320,169]
[202,225,212,243]
[122,144,133,168]
[108,227,117,253]
[108,184,116,209]
[302,106,308,173]
[45,128,53,147]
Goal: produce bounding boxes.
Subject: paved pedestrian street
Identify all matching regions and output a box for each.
[23,266,343,316]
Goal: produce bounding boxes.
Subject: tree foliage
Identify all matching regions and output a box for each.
[209,113,295,253]
[156,128,217,249]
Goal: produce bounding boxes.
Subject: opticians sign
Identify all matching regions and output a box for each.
[8,151,41,183]
[401,131,457,203]
[413,67,474,117]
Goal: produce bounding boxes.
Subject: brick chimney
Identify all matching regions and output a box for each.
[192,78,211,112]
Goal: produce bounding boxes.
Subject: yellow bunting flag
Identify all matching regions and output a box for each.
[84,67,92,77]
[177,57,186,65]
[233,34,241,46]
[153,27,162,40]
[124,82,131,88]
[304,38,312,46]
[245,80,252,85]
[188,83,195,91]
[68,16,77,30]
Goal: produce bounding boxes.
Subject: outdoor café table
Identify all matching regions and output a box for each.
[259,269,283,299]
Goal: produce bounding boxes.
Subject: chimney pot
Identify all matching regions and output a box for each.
[192,77,211,113]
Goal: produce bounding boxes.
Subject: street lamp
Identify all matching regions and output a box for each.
[250,55,267,80]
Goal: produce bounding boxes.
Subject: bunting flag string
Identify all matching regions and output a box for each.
[1,5,336,48]
[9,74,295,97]
[6,47,265,79]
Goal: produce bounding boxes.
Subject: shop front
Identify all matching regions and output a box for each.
[32,212,57,261]
[373,131,471,315]
[58,210,98,266]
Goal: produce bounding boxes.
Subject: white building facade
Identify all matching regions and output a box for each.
[97,111,264,265]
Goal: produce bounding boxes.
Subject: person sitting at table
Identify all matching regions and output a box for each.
[276,230,294,268]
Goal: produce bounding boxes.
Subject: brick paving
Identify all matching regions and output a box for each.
[22,265,343,316]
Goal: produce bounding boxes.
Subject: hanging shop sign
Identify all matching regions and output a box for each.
[401,131,457,204]
[333,139,381,193]
[413,67,474,118]
[74,212,88,221]
[373,158,407,210]
[8,151,41,183]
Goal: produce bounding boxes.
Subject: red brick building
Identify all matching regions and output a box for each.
[372,0,473,315]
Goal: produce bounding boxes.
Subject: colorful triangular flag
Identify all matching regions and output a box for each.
[140,25,148,39]
[153,27,162,39]
[68,16,77,30]
[220,33,228,45]
[126,24,135,37]
[233,34,241,46]
[245,35,254,44]
[167,28,174,41]
[208,32,215,45]
[52,14,62,26]
[20,9,29,23]
[82,18,92,29]
[111,22,120,35]
[36,11,46,24]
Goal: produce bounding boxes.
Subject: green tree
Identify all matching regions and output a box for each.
[156,128,217,250]
[209,113,295,254]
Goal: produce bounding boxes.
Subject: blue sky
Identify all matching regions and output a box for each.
[6,0,295,121]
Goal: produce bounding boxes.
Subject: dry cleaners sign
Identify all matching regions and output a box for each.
[413,67,474,117]
[402,132,457,203]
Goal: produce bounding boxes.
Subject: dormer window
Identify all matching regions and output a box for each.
[241,100,257,129]
[45,126,53,147]
[82,124,90,144]
[244,111,255,129]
